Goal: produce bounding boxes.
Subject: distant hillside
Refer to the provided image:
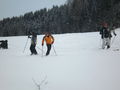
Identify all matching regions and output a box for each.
[0,0,120,36]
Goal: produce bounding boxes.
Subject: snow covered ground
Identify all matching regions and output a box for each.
[0,29,120,90]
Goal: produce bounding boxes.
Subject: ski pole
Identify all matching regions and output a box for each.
[99,38,102,48]
[42,46,43,57]
[23,37,29,53]
[37,46,45,56]
[52,45,57,56]
[111,36,116,45]
[37,46,45,53]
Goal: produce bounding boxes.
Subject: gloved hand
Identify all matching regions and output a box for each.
[28,35,31,38]
[115,34,117,36]
[51,41,54,44]
[42,43,44,46]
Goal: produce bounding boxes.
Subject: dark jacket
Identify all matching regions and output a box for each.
[31,36,37,45]
[100,27,112,39]
[28,33,37,45]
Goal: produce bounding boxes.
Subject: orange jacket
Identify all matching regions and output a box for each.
[42,35,54,45]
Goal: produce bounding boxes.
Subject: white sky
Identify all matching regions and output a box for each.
[0,0,66,20]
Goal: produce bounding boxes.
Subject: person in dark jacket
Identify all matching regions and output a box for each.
[100,22,117,49]
[42,32,54,56]
[28,32,38,55]
[100,22,111,49]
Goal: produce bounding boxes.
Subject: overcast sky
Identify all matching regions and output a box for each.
[0,0,66,20]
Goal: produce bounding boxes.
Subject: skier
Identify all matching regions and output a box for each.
[42,32,54,56]
[99,22,112,49]
[28,32,38,55]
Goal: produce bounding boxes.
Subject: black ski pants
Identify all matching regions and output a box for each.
[30,44,37,55]
[46,44,52,56]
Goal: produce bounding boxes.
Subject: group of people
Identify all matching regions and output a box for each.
[27,22,117,56]
[28,32,54,56]
[99,22,117,49]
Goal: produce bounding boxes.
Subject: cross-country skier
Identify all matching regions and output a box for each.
[28,32,38,55]
[100,22,112,49]
[42,32,54,56]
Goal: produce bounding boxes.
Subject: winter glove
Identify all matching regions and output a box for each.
[42,43,44,46]
[51,41,54,44]
[28,35,31,38]
[115,34,117,36]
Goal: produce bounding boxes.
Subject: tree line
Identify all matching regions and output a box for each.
[0,0,120,36]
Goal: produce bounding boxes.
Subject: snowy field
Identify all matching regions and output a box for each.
[0,29,120,90]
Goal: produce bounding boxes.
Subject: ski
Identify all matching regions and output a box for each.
[113,49,119,51]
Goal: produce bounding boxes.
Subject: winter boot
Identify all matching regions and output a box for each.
[107,45,110,49]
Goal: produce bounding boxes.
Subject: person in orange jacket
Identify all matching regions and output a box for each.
[42,32,54,56]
